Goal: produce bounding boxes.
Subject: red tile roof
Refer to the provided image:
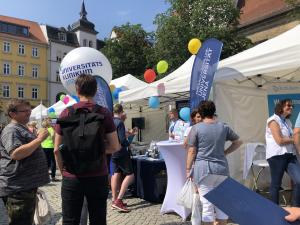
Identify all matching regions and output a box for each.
[0,15,47,44]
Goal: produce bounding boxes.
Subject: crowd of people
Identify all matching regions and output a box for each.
[1,73,300,225]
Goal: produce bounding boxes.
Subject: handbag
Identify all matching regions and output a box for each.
[34,189,52,225]
[176,178,195,209]
[191,192,202,225]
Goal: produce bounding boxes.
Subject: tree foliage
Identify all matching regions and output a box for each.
[101,23,154,79]
[154,0,253,74]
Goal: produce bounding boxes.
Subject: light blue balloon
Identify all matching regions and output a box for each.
[72,95,80,102]
[148,96,160,109]
[48,107,55,113]
[179,107,191,122]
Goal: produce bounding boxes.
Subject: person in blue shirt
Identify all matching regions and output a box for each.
[168,108,184,141]
[111,104,134,213]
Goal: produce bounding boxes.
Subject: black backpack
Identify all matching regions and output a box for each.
[56,105,105,174]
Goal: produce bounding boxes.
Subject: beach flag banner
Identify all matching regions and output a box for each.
[205,177,300,225]
[93,75,113,113]
[189,38,223,110]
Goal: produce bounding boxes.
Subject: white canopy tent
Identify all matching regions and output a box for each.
[41,95,78,117]
[30,103,48,120]
[119,25,300,181]
[110,74,147,90]
[119,24,300,104]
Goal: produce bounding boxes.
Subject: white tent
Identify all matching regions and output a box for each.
[119,57,195,104]
[120,24,300,104]
[42,95,78,117]
[110,74,147,90]
[119,25,300,181]
[30,103,48,120]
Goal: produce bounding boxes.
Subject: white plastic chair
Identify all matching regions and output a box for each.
[251,145,269,192]
[251,145,288,205]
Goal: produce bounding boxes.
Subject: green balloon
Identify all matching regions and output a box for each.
[59,94,66,101]
[49,112,56,118]
[157,60,168,74]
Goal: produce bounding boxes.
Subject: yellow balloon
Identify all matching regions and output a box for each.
[188,38,202,55]
[109,84,116,92]
[157,60,169,74]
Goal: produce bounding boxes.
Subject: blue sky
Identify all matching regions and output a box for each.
[0,0,170,39]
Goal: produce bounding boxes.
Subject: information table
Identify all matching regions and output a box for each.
[157,140,191,220]
[131,156,167,203]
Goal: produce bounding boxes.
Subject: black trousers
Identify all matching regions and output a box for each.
[43,148,56,178]
[61,176,108,225]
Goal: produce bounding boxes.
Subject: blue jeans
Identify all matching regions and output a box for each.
[61,176,108,225]
[267,153,300,206]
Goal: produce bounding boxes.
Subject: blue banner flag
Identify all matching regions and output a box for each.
[93,75,113,113]
[189,38,223,110]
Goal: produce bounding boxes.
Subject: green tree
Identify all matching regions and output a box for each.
[154,0,253,75]
[102,23,154,79]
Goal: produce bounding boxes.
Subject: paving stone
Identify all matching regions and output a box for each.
[0,173,238,225]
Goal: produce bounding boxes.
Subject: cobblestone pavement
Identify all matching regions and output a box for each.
[0,174,237,225]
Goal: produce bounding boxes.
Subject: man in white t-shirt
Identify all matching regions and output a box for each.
[168,108,184,141]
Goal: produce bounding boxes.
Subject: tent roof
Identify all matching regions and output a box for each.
[110,74,147,90]
[30,103,48,120]
[216,24,300,82]
[119,25,300,104]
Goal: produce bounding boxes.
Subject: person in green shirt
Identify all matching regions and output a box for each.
[41,118,57,182]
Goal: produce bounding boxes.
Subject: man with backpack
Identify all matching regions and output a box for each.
[54,74,120,225]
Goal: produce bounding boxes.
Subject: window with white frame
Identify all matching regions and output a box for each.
[3,85,10,98]
[18,64,25,76]
[32,65,39,78]
[58,33,66,42]
[32,87,38,99]
[3,41,10,52]
[18,44,25,55]
[56,50,62,62]
[3,63,10,75]
[18,86,24,98]
[89,40,93,47]
[32,47,38,57]
[83,39,87,46]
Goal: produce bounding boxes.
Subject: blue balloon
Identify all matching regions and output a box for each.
[113,87,122,100]
[148,96,160,109]
[71,95,80,102]
[179,107,191,122]
[48,107,55,113]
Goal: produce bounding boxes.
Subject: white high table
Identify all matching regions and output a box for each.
[157,140,191,220]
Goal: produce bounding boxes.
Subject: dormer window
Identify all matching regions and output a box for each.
[0,22,29,37]
[58,32,66,42]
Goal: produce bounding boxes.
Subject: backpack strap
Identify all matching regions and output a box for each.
[79,113,85,137]
[91,104,105,119]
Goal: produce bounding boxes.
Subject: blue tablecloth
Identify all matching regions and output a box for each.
[131,156,167,203]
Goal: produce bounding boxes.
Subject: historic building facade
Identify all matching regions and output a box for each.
[0,15,48,121]
[40,1,100,105]
[237,0,300,43]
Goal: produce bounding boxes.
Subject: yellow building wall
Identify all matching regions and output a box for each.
[0,36,48,115]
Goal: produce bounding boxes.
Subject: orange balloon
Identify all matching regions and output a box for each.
[144,69,156,83]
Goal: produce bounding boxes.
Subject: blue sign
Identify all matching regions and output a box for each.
[189,38,223,110]
[267,93,300,126]
[93,75,113,113]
